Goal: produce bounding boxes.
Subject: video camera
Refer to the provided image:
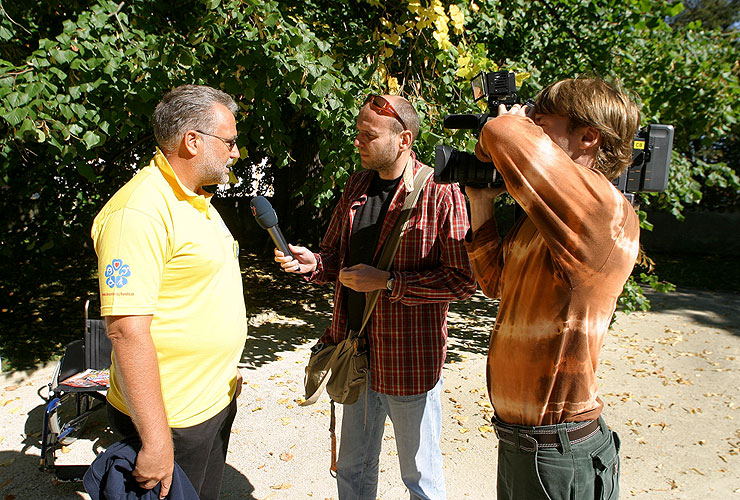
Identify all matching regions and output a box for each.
[613,124,674,205]
[434,71,517,188]
[434,70,674,202]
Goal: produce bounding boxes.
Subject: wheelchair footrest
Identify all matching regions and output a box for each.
[53,465,89,482]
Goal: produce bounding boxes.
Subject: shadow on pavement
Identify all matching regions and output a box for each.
[446,291,499,361]
[240,305,333,369]
[639,287,740,335]
[12,402,257,500]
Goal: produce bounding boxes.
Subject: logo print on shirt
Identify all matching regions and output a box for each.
[105,259,131,289]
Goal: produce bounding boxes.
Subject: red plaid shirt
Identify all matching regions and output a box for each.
[309,155,476,395]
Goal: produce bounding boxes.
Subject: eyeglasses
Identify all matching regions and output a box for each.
[195,130,238,150]
[364,95,407,130]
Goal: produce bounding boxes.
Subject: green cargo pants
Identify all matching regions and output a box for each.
[494,416,620,500]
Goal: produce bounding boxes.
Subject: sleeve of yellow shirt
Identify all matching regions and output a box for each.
[94,207,168,317]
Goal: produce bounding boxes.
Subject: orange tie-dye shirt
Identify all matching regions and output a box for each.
[465,114,640,426]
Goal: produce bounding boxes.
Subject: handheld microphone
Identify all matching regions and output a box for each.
[250,196,293,259]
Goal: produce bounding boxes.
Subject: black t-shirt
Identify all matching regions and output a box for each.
[346,172,402,332]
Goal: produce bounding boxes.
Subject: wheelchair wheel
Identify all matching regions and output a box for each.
[48,393,92,445]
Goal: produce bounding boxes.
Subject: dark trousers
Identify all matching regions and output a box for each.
[107,397,238,500]
[494,416,620,500]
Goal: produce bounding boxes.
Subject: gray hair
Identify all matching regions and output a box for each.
[152,84,238,153]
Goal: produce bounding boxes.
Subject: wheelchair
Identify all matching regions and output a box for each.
[39,299,112,481]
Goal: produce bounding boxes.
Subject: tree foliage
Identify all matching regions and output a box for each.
[671,0,740,31]
[1,0,739,312]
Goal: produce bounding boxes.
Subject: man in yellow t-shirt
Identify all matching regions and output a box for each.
[91,85,247,500]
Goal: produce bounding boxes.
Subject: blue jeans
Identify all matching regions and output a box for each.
[336,377,446,500]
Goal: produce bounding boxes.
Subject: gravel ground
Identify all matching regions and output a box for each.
[0,287,738,499]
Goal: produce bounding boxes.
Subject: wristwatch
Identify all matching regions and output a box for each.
[386,275,395,292]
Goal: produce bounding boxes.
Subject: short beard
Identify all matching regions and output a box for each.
[199,143,231,186]
[361,141,398,175]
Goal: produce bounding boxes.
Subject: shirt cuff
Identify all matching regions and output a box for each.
[304,252,324,282]
[388,271,404,302]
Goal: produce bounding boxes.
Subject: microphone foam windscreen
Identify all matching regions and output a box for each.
[250,196,278,229]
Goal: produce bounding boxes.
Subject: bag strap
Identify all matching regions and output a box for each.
[325,163,433,477]
[352,163,434,337]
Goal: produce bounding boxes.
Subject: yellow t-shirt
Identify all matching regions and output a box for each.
[91,150,247,428]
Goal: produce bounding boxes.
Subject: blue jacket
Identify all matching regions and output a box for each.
[83,438,199,500]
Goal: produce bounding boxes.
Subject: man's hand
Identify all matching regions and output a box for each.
[339,264,390,292]
[498,102,535,118]
[274,244,317,274]
[133,439,174,498]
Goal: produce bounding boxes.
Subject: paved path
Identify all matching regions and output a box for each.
[1,288,738,499]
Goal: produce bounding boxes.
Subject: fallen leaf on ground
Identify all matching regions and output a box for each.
[279,452,294,462]
[270,483,293,490]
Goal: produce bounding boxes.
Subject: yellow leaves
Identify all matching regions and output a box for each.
[515,72,531,88]
[449,4,465,34]
[431,0,446,16]
[280,417,291,426]
[478,425,494,433]
[388,77,400,95]
[432,31,452,51]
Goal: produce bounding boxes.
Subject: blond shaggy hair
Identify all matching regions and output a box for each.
[534,78,641,180]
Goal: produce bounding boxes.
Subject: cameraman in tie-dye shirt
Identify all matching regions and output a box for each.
[465,78,640,500]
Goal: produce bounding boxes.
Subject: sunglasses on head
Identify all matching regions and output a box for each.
[364,94,407,130]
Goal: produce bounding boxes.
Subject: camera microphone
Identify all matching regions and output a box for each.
[250,196,293,258]
[443,113,488,130]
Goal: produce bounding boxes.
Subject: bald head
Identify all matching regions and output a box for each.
[364,95,420,143]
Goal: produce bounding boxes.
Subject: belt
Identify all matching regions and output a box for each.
[493,418,601,451]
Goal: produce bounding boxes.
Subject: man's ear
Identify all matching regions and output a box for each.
[579,126,601,152]
[182,130,200,156]
[398,129,413,152]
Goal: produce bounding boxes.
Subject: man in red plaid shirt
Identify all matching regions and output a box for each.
[275,94,475,500]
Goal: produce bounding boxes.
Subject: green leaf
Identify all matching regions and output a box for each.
[4,107,28,127]
[0,26,13,41]
[312,74,334,98]
[49,49,75,65]
[82,130,102,149]
[77,163,96,181]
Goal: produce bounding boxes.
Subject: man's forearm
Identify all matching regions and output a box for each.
[106,316,171,449]
[468,197,496,233]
